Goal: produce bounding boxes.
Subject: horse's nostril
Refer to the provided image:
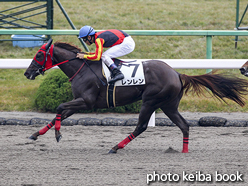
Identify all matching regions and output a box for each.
[239,68,245,75]
[24,71,32,79]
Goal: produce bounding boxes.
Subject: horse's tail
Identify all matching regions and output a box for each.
[179,73,248,107]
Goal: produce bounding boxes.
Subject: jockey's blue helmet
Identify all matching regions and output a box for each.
[78,25,95,38]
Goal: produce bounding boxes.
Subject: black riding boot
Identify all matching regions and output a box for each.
[109,68,124,84]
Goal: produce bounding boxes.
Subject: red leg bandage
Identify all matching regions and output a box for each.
[39,122,54,135]
[55,114,61,131]
[118,133,135,149]
[182,137,189,153]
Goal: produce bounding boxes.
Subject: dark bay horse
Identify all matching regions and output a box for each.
[24,39,248,153]
[240,61,248,77]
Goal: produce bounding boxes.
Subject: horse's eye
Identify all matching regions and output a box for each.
[36,52,44,62]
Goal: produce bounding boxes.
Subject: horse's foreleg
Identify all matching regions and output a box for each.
[29,109,76,141]
[109,104,153,153]
[54,114,62,142]
[54,98,88,142]
[29,119,55,140]
[54,109,79,142]
[54,109,77,142]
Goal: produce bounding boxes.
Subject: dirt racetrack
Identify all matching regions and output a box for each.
[0,124,247,186]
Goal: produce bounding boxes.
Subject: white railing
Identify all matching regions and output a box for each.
[0,59,247,69]
[1,58,246,127]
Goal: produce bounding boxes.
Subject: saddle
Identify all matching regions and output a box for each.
[102,58,146,108]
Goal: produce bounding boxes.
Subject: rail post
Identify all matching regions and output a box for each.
[235,0,240,48]
[206,35,212,73]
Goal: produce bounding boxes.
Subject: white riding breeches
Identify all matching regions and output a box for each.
[101,36,135,67]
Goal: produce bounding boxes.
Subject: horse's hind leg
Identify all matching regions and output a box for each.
[161,106,189,153]
[109,103,154,153]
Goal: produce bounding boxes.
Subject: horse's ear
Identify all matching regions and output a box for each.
[45,38,53,50]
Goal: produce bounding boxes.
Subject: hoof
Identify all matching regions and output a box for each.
[28,135,37,141]
[55,130,62,142]
[108,149,117,154]
[56,135,62,142]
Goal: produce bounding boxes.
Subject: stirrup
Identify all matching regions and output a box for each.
[109,73,124,84]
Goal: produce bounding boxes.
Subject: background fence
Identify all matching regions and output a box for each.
[0,29,248,69]
[0,59,246,69]
[1,29,248,58]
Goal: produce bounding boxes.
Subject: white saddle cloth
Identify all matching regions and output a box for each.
[102,59,146,86]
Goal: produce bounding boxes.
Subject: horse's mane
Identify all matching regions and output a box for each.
[54,41,82,53]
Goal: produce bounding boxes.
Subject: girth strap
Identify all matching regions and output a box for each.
[107,84,116,108]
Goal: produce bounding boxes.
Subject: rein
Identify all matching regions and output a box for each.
[33,43,106,85]
[44,57,77,71]
[43,56,85,82]
[32,56,78,76]
[69,61,85,82]
[84,60,106,86]
[57,59,105,85]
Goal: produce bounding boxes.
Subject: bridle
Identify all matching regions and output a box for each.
[31,39,106,85]
[32,41,78,77]
[32,44,54,75]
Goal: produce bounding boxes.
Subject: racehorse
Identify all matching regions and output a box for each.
[24,39,248,153]
[240,61,248,77]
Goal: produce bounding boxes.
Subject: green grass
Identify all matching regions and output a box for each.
[1,0,248,112]
[0,69,46,111]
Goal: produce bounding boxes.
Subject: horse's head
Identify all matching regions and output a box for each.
[24,38,54,80]
[240,61,248,77]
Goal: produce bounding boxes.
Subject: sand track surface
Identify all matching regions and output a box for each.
[0,125,247,185]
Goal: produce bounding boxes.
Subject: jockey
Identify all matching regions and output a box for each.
[77,25,135,84]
